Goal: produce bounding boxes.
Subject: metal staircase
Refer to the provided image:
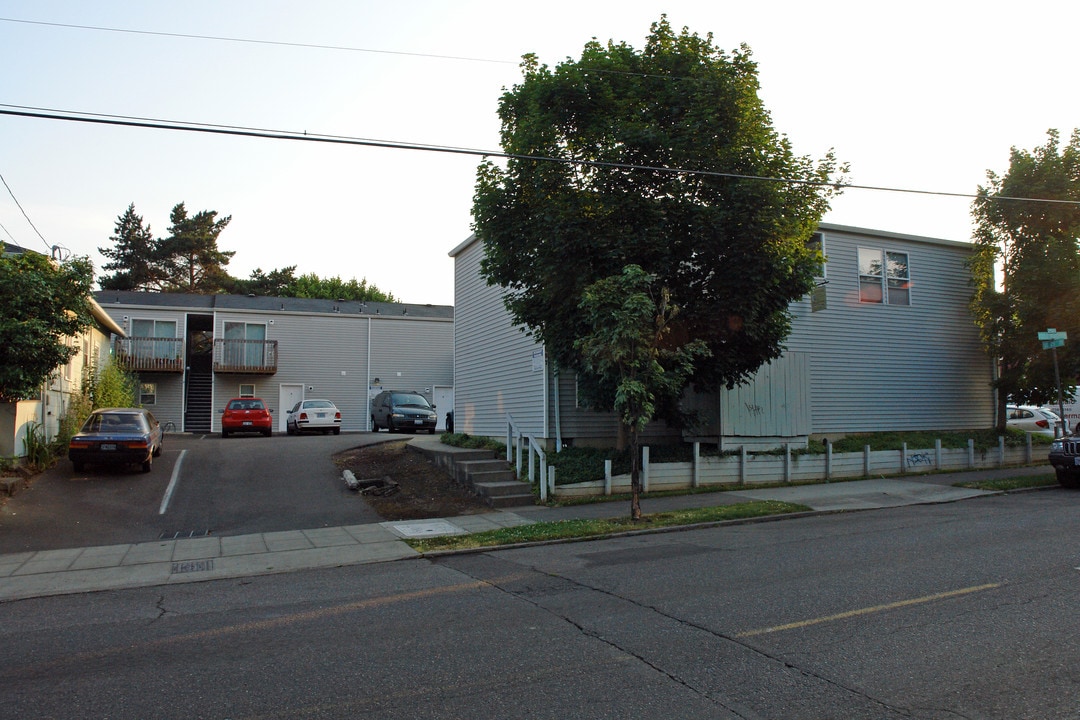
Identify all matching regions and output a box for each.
[184,371,213,433]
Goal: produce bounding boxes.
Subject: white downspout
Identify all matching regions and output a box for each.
[553,362,562,453]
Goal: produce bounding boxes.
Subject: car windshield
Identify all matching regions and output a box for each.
[228,400,264,411]
[391,393,430,408]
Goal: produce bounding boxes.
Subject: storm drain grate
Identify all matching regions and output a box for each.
[159,530,211,539]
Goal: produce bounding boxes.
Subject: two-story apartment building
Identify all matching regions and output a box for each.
[94,292,454,434]
[1,244,126,458]
[449,224,997,449]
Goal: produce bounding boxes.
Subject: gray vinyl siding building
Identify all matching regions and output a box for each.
[782,225,995,434]
[450,224,996,447]
[94,292,453,434]
[450,236,546,437]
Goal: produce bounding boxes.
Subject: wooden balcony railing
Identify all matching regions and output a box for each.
[113,337,184,373]
[213,339,278,374]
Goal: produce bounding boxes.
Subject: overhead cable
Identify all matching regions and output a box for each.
[2,104,1078,207]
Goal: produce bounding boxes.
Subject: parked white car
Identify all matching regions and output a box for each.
[286,399,342,435]
[1006,405,1061,437]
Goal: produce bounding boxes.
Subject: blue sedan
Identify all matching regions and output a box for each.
[68,408,164,473]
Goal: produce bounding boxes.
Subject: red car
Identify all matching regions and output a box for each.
[221,397,273,438]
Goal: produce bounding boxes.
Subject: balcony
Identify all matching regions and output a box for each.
[113,337,184,373]
[213,339,278,374]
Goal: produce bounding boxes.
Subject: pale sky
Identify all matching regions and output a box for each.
[1,1,1077,306]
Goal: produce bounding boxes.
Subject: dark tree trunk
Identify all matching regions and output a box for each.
[629,426,642,520]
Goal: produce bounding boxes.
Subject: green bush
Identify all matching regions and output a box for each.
[22,421,54,472]
[90,360,138,409]
[439,432,506,454]
[53,390,94,452]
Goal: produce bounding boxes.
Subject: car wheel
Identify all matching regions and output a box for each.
[72,461,84,472]
[222,429,229,438]
[333,428,340,435]
[141,457,152,473]
[263,429,272,437]
[371,416,379,432]
[1058,470,1080,489]
[286,423,293,436]
[153,441,162,457]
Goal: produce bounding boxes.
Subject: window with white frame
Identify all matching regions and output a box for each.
[223,321,267,367]
[858,248,910,305]
[807,232,827,312]
[239,384,255,398]
[140,382,157,405]
[807,232,826,279]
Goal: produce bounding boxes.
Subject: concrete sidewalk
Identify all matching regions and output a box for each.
[0,465,1055,602]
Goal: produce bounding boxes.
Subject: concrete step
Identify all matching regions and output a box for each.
[486,492,536,508]
[453,459,507,483]
[474,479,532,497]
[473,481,535,507]
[462,469,518,487]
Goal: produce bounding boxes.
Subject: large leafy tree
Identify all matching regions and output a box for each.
[288,272,397,302]
[576,265,708,518]
[474,17,845,422]
[970,129,1080,431]
[98,203,160,291]
[0,251,94,402]
[99,204,399,301]
[158,202,234,293]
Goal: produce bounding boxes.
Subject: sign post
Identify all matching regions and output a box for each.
[1038,329,1068,436]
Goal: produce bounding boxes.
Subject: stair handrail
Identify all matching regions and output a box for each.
[506,413,548,501]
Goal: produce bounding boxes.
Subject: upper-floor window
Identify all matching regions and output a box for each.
[223,321,267,367]
[807,232,826,279]
[858,248,910,305]
[131,319,177,338]
[131,319,179,360]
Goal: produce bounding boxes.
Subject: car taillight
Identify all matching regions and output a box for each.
[124,440,149,450]
[69,441,90,449]
[335,412,341,419]
[1036,419,1049,428]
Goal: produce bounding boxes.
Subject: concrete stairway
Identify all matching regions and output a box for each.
[408,441,535,508]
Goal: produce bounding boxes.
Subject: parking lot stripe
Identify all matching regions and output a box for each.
[158,449,187,515]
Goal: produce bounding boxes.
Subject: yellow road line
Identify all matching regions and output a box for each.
[736,582,1002,638]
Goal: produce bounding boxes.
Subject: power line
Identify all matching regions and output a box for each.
[0,16,516,66]
[0,171,53,253]
[2,104,1079,207]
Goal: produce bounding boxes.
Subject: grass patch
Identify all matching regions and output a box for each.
[405,500,809,552]
[956,473,1058,491]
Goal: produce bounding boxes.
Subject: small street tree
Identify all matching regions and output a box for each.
[970,129,1080,431]
[576,265,708,519]
[474,18,844,431]
[0,251,94,402]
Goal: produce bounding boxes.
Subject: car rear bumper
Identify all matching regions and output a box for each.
[69,448,151,465]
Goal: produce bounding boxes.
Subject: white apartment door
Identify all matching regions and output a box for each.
[278,384,304,432]
[433,386,454,431]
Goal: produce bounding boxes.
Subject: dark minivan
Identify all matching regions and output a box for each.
[370,391,437,433]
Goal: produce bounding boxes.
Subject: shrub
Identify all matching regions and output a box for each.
[22,421,54,472]
[89,360,138,409]
[439,432,506,454]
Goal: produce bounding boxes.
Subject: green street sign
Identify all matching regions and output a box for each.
[1038,328,1068,341]
[1043,338,1066,349]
